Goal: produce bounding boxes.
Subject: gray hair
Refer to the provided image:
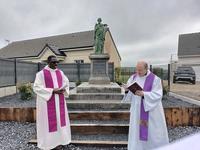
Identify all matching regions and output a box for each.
[137,61,148,70]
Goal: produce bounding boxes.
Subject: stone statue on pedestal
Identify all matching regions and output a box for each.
[88,18,110,84]
[94,18,108,54]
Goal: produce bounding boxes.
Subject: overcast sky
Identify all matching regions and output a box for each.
[0,0,200,66]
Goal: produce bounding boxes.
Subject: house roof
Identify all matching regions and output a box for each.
[0,30,94,59]
[45,44,65,56]
[178,32,200,57]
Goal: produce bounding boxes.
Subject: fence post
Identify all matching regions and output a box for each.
[150,64,152,72]
[112,63,114,82]
[14,58,17,93]
[161,68,164,80]
[168,64,170,92]
[38,62,41,71]
[14,58,17,85]
[77,62,80,82]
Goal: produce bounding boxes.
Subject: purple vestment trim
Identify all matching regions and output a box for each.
[43,69,66,132]
[132,72,155,141]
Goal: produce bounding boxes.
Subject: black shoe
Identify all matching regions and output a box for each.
[51,145,63,150]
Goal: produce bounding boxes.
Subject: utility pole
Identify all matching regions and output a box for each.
[170,53,177,82]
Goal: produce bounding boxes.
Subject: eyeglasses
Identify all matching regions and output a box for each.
[51,61,59,64]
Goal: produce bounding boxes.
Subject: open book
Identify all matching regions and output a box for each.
[127,82,143,94]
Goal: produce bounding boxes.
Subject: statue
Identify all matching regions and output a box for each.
[94,18,108,54]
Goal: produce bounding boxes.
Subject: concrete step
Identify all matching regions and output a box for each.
[69,93,124,100]
[70,120,129,124]
[29,134,128,147]
[69,111,130,135]
[67,100,130,111]
[67,99,124,103]
[76,82,122,93]
[69,111,130,121]
[71,123,129,134]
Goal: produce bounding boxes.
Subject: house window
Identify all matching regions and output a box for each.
[75,60,84,64]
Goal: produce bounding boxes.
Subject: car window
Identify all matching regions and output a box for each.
[177,67,194,73]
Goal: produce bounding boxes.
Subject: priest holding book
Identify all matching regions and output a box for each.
[33,55,71,150]
[122,61,169,150]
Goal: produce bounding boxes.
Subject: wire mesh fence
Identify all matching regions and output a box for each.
[0,58,114,87]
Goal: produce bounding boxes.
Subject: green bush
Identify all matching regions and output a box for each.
[153,68,163,79]
[115,67,122,84]
[76,80,82,86]
[17,82,33,100]
[163,85,169,96]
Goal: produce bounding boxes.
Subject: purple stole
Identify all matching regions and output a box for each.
[43,69,66,132]
[132,72,155,141]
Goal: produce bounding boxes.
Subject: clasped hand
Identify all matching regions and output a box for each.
[53,88,65,94]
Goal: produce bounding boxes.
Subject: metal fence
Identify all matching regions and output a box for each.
[0,58,39,87]
[116,64,170,86]
[0,58,15,87]
[39,62,114,82]
[0,58,114,87]
[115,64,170,95]
[16,61,39,84]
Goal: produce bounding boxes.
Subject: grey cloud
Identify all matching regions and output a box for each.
[0,0,200,66]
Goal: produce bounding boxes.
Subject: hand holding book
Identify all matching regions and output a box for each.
[128,82,142,94]
[127,82,143,95]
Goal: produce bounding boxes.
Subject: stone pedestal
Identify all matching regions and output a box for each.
[69,53,123,101]
[89,53,110,84]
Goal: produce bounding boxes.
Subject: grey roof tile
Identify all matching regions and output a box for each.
[0,30,94,58]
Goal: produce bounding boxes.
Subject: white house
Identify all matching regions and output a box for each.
[177,32,200,81]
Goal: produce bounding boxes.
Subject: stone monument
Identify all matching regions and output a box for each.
[89,18,110,84]
[74,18,122,97]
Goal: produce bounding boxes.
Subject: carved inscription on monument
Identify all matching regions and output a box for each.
[93,60,106,75]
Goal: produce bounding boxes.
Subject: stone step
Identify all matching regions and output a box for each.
[71,123,129,134]
[67,100,130,110]
[70,120,129,124]
[77,87,122,94]
[69,111,129,134]
[66,98,198,111]
[69,111,130,121]
[76,82,122,93]
[29,134,128,147]
[67,99,124,103]
[69,93,124,100]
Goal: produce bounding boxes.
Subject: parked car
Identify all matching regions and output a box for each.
[173,66,196,84]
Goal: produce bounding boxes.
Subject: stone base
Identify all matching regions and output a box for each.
[89,53,111,85]
[77,82,122,93]
[89,76,110,85]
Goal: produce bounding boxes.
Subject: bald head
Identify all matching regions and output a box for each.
[136,61,148,77]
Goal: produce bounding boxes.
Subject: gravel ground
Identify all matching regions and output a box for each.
[0,94,198,108]
[0,94,199,149]
[162,95,198,108]
[1,122,200,150]
[0,94,36,108]
[0,122,36,150]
